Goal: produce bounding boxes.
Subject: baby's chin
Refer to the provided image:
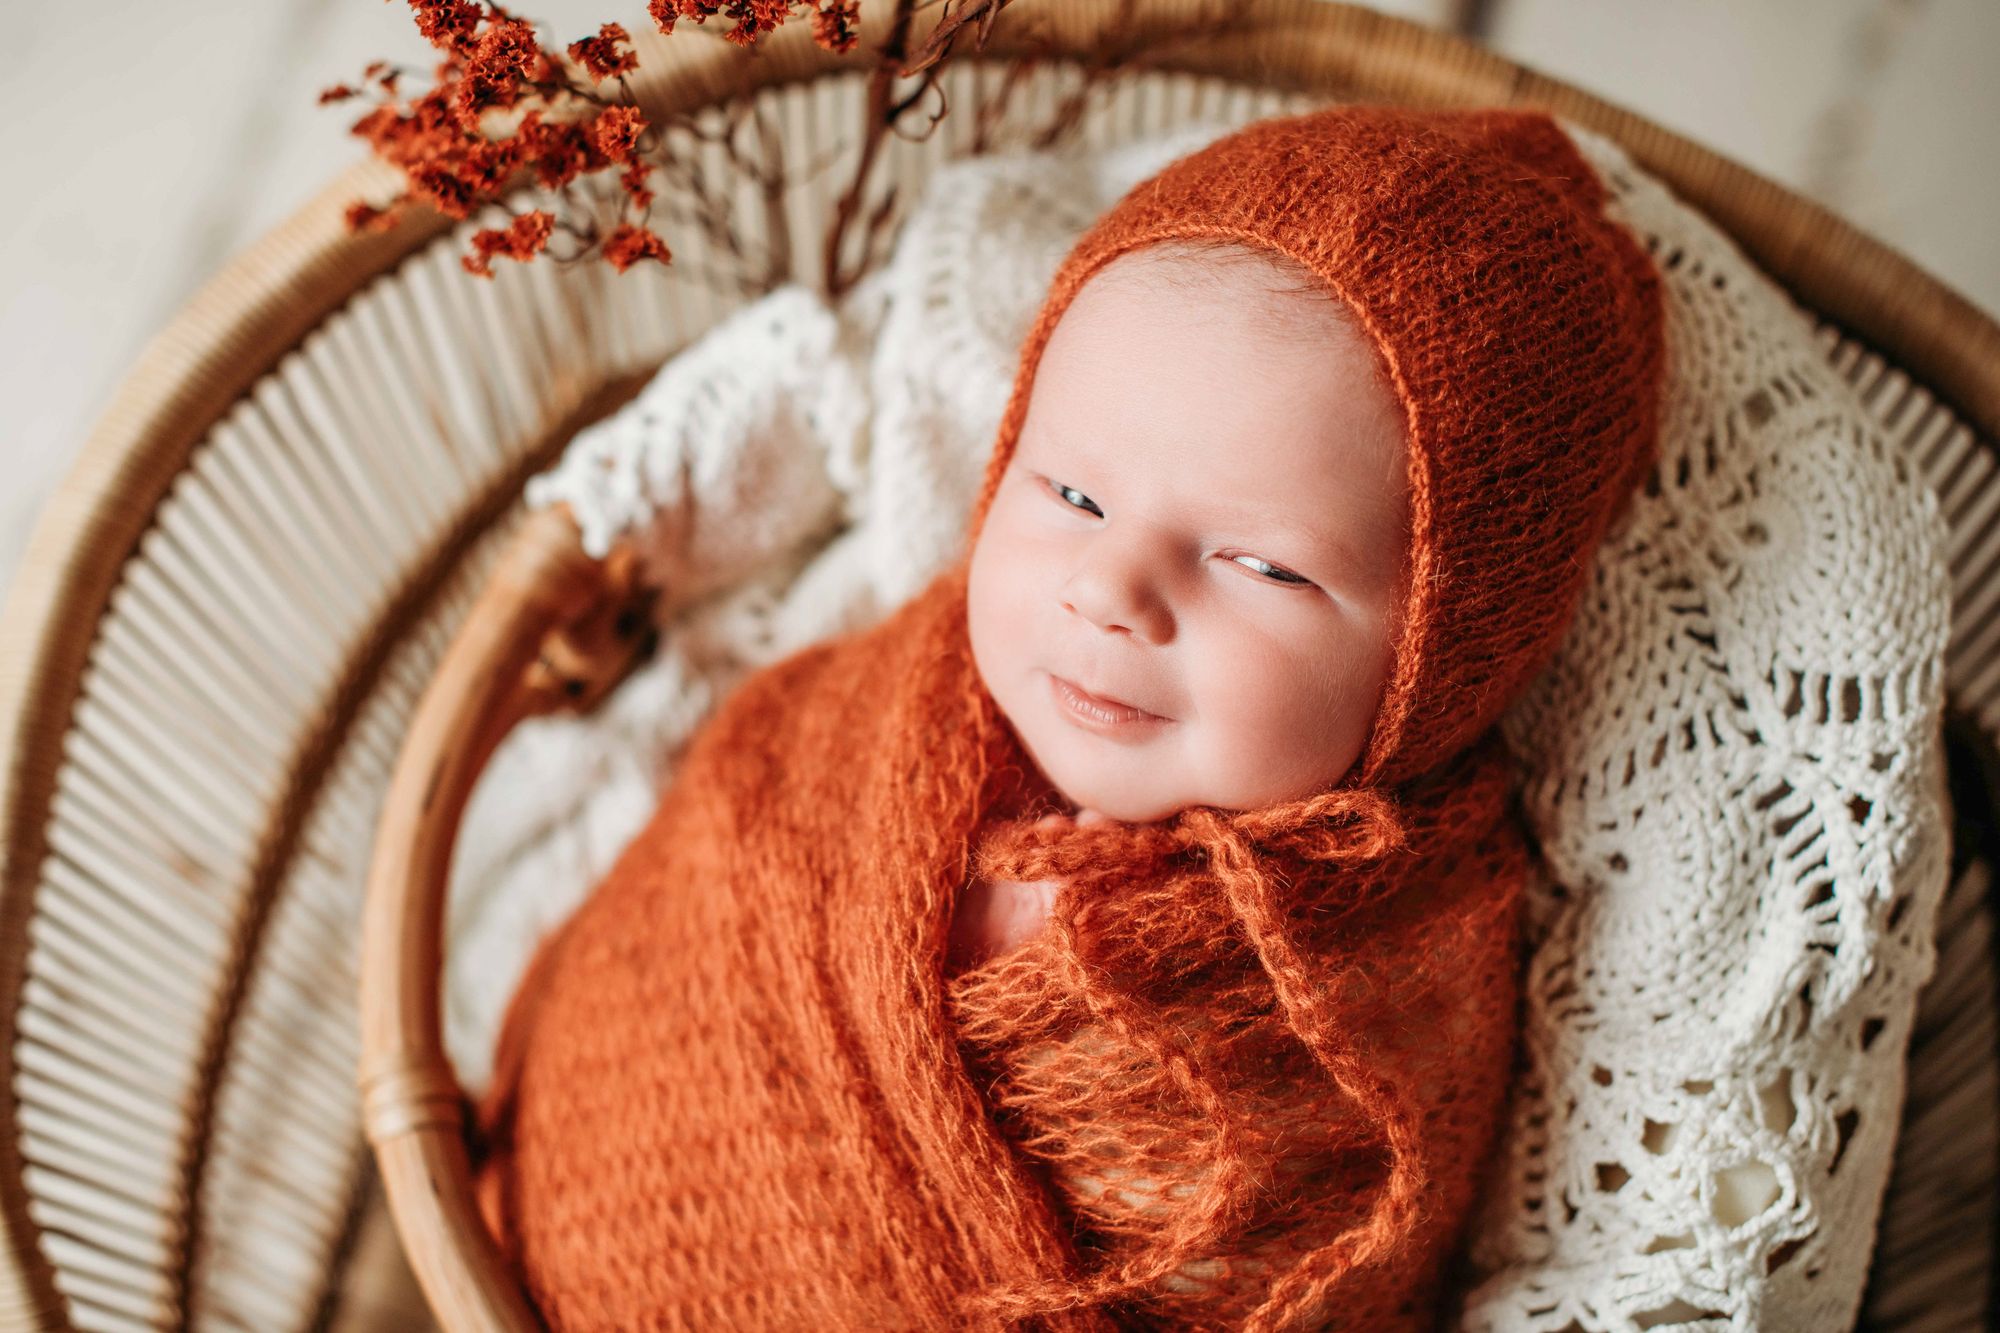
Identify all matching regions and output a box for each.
[1011,706,1358,825]
[1048,783,1190,827]
[1062,787,1185,826]
[1007,709,1205,826]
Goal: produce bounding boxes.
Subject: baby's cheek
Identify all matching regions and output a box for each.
[1199,629,1319,734]
[966,534,1027,659]
[1200,642,1369,795]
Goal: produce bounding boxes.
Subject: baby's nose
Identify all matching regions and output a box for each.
[1059,545,1173,644]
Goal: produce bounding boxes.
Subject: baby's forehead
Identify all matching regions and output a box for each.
[1027,245,1413,568]
[1084,242,1358,340]
[1056,256,1396,443]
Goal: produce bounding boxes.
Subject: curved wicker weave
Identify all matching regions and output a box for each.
[2,2,1997,1329]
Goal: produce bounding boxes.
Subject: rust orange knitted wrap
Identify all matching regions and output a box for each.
[471,106,1663,1330]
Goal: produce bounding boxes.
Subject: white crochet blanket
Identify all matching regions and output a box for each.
[444,120,1954,1331]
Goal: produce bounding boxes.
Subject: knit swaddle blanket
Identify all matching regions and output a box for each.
[469,106,1666,1329]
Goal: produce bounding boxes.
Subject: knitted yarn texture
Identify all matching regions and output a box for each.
[470,106,1664,1330]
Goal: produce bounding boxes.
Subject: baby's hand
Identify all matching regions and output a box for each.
[947,808,1106,973]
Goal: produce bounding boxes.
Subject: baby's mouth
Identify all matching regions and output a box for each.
[1048,673,1171,730]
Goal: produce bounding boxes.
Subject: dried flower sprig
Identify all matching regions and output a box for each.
[322,1,925,280]
[324,3,686,277]
[461,208,554,276]
[328,0,1248,289]
[648,0,863,52]
[569,22,641,80]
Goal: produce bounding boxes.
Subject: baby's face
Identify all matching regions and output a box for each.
[967,248,1411,825]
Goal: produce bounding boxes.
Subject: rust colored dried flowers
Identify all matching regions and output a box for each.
[344,200,403,234]
[330,1,884,276]
[328,0,1047,284]
[568,22,639,82]
[811,2,862,53]
[463,208,555,276]
[646,1,861,52]
[591,104,646,160]
[411,0,484,52]
[602,223,674,273]
[331,1,683,276]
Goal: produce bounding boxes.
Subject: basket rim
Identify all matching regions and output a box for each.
[2,0,1998,1324]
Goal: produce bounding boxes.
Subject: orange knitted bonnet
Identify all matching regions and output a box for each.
[964,104,1664,791]
[472,105,1662,1332]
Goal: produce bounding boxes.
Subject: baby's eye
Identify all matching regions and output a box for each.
[1042,477,1103,518]
[1231,554,1313,586]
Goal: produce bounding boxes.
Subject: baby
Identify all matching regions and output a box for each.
[473,105,1663,1333]
[947,240,1412,973]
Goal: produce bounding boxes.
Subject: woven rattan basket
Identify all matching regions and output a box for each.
[3,2,1999,1329]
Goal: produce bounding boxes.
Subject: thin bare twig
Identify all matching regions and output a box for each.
[902,0,1015,76]
[821,0,922,299]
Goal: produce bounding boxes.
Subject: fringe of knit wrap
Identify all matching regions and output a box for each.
[472,105,1664,1331]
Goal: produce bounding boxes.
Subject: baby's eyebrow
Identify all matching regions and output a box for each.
[1225,509,1358,568]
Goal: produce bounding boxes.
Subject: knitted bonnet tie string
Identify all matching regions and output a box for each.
[959,815,1273,1323]
[960,791,1420,1330]
[1180,793,1427,1332]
